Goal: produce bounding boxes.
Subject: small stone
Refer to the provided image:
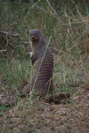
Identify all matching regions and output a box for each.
[61,111,66,116]
[59,125,66,133]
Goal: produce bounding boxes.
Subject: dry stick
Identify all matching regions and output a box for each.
[72,2,89,37]
[0,50,7,52]
[34,5,46,13]
[6,34,9,48]
[0,30,19,36]
[61,19,89,26]
[70,0,85,22]
[46,0,59,19]
[29,36,52,96]
[46,0,89,26]
[57,45,76,61]
[9,35,29,45]
[0,30,29,46]
[30,55,33,93]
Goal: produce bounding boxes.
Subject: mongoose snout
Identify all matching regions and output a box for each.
[30,35,39,41]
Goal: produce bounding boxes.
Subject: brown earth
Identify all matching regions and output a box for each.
[0,81,89,133]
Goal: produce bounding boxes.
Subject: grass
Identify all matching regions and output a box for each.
[0,54,89,131]
[0,1,89,133]
[0,58,31,89]
[0,52,88,96]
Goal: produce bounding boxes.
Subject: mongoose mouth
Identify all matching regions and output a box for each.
[30,36,39,42]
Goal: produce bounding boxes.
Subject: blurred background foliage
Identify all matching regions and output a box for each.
[0,0,89,59]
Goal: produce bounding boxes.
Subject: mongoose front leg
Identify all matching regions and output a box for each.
[30,52,38,65]
[31,55,37,65]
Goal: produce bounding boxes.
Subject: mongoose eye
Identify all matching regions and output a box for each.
[30,33,37,37]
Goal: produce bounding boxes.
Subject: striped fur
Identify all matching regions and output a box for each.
[23,30,54,96]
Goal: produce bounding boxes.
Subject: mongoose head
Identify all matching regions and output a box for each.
[29,29,42,42]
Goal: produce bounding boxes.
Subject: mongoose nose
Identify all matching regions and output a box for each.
[32,36,35,40]
[31,35,39,41]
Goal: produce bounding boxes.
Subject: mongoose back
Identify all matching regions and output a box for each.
[23,29,54,96]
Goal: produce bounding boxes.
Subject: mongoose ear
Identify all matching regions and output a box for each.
[29,30,32,35]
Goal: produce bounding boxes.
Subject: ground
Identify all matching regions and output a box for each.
[0,80,89,133]
[0,54,89,133]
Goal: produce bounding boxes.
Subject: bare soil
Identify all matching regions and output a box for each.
[0,81,89,133]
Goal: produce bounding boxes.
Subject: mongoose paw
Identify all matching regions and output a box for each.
[29,52,33,58]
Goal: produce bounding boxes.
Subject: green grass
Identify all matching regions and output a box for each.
[0,52,88,96]
[0,58,31,91]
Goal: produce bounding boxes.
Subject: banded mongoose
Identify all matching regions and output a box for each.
[23,29,54,96]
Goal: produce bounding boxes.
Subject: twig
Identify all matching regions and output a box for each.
[6,34,9,47]
[32,0,40,8]
[0,50,7,52]
[8,43,15,49]
[30,36,52,95]
[0,30,19,36]
[34,5,46,13]
[22,41,29,44]
[0,30,29,48]
[46,0,59,19]
[9,35,29,45]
